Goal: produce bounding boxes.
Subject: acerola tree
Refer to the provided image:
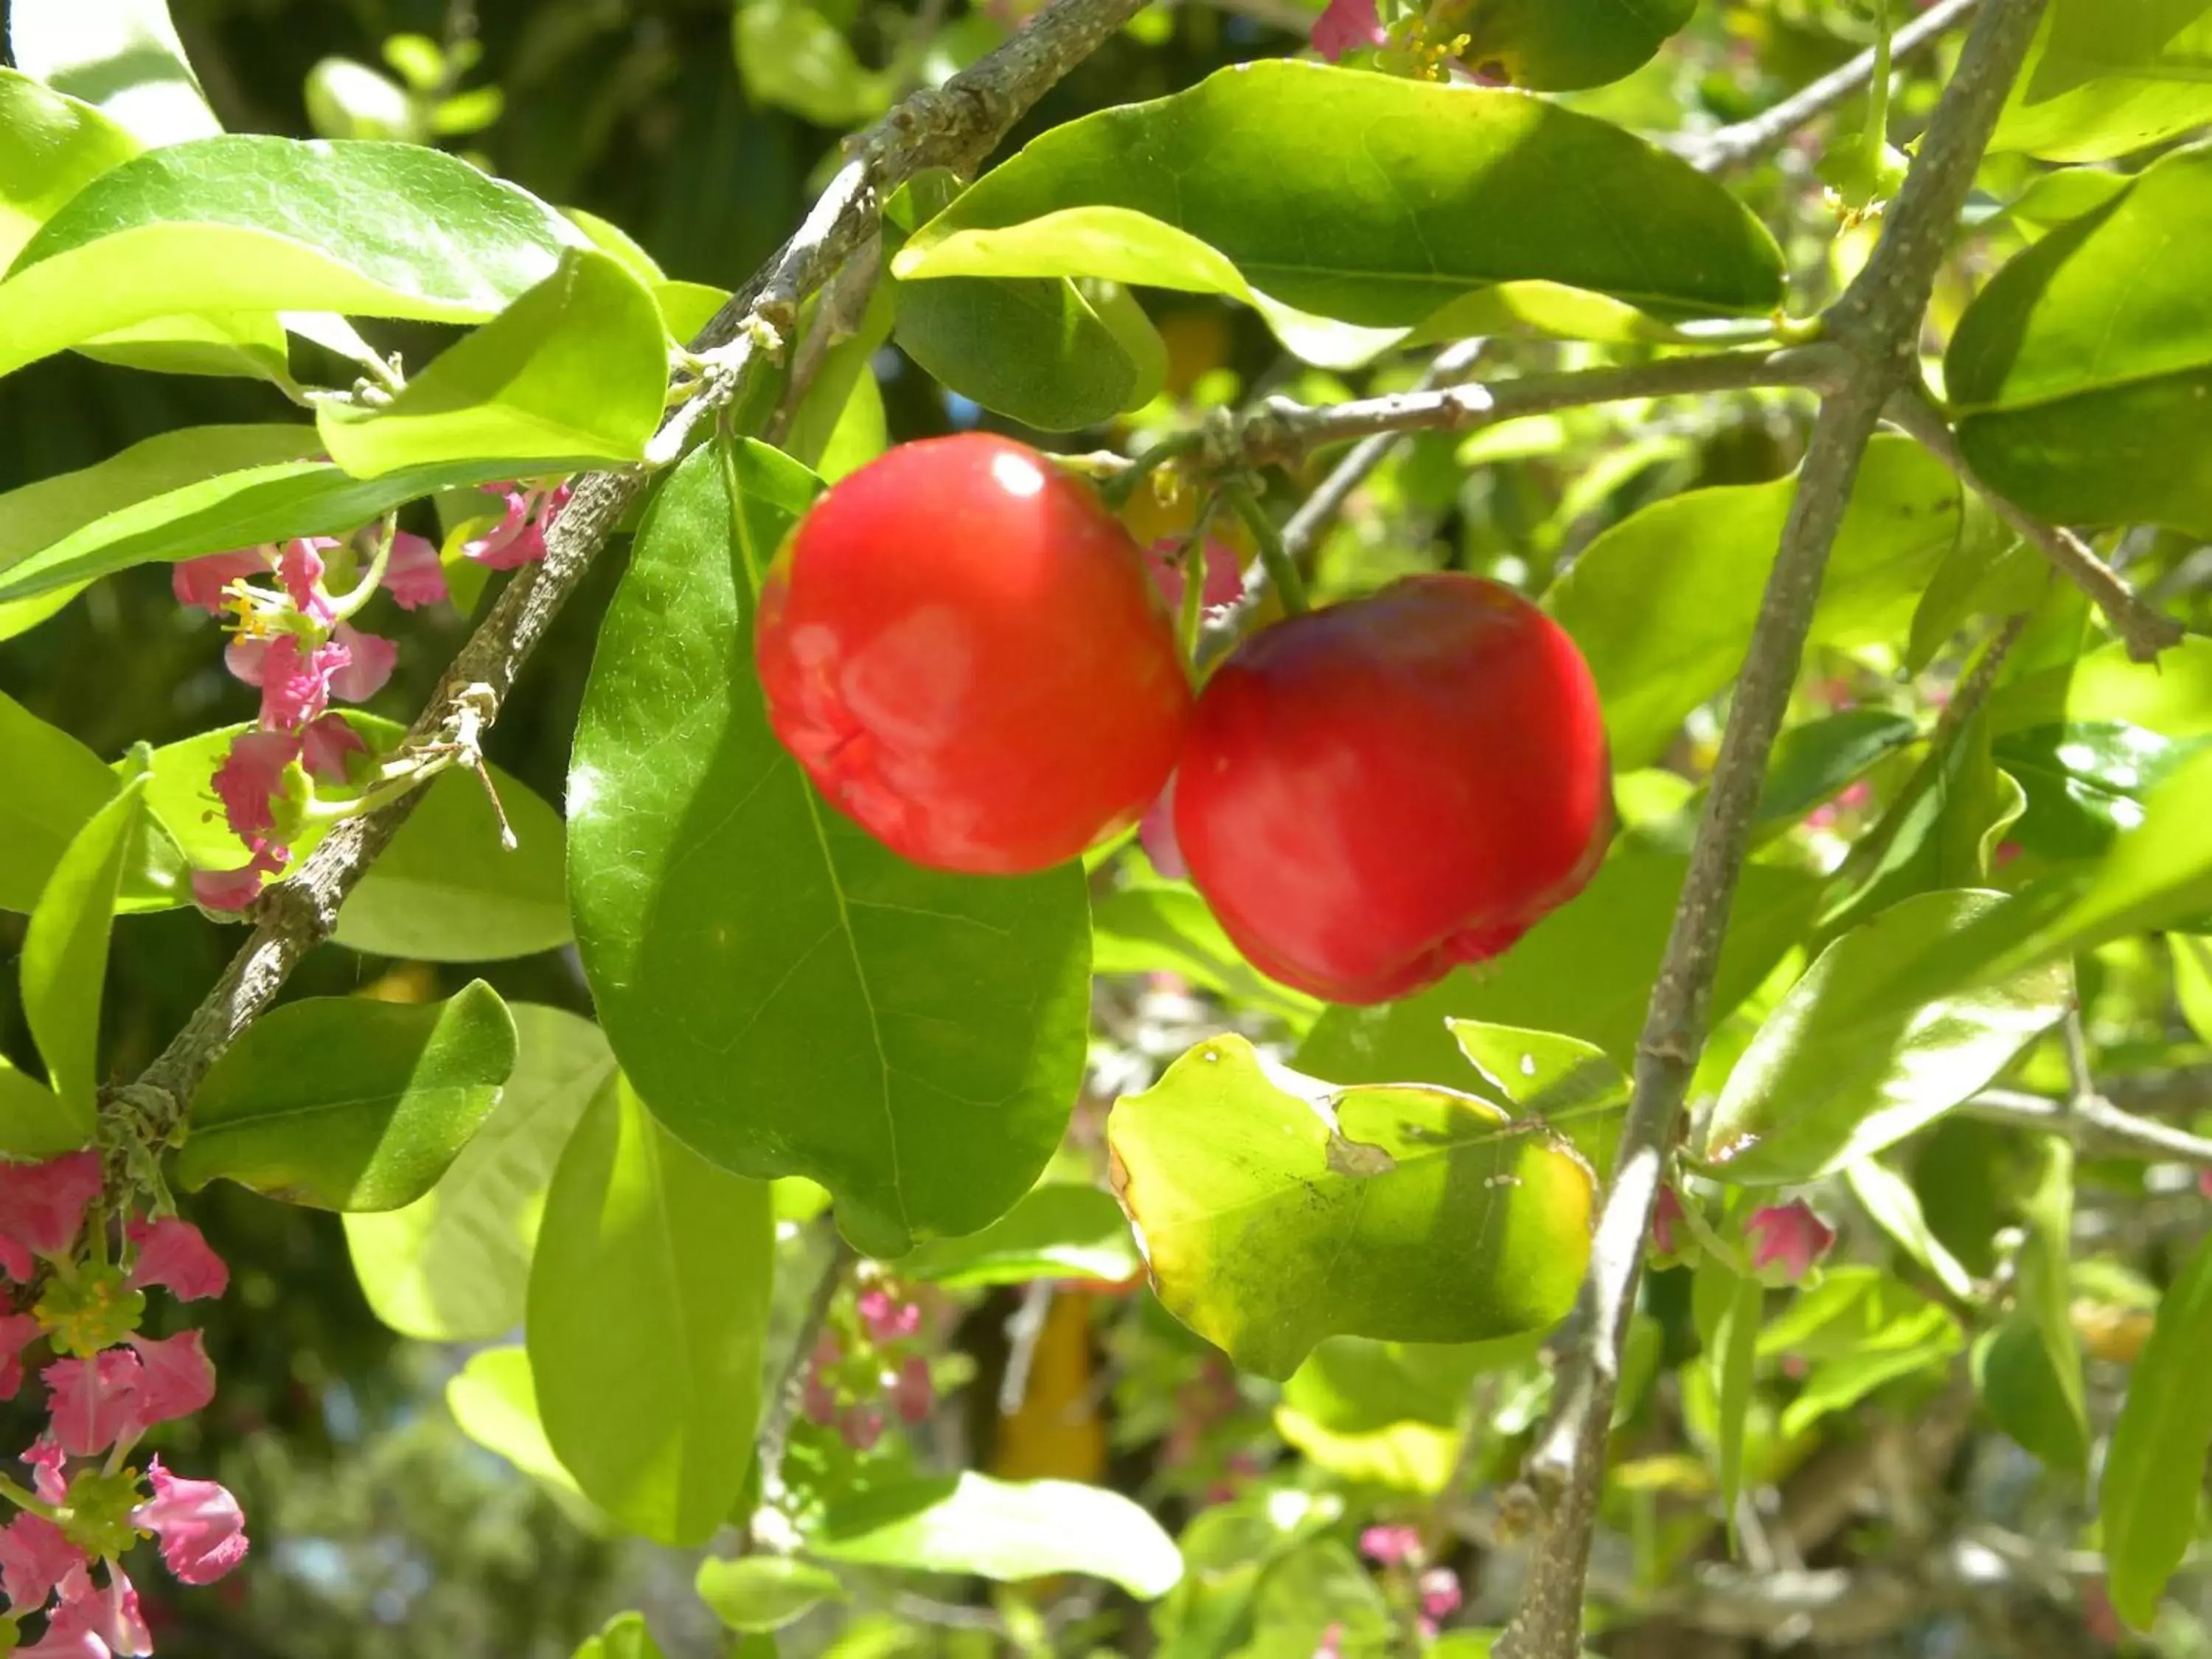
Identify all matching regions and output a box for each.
[4,0,2212,1655]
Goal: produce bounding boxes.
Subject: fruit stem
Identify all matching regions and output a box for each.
[1222,481,1308,616]
[1175,505,1211,671]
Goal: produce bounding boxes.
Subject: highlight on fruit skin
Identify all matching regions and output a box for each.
[1173,572,1613,1005]
[754,434,1193,876]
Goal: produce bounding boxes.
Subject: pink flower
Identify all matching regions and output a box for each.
[463,481,569,569]
[1995,840,2024,870]
[2201,1169,2212,1200]
[299,713,369,785]
[328,623,395,703]
[132,1458,248,1585]
[891,1354,933,1425]
[19,1597,108,1659]
[24,1439,66,1504]
[44,1349,143,1455]
[235,633,347,730]
[1745,1200,1836,1287]
[1314,1621,1346,1659]
[94,1563,153,1658]
[1419,1565,1462,1620]
[0,1234,29,1282]
[384,532,448,610]
[0,1512,83,1608]
[0,1152,104,1261]
[276,537,338,625]
[801,1371,839,1426]
[841,1404,884,1453]
[210,731,301,842]
[1649,1184,1690,1265]
[1140,774,1186,880]
[127,1218,228,1303]
[1310,0,1385,60]
[1358,1523,1421,1566]
[189,842,288,914]
[171,549,270,613]
[126,1329,216,1430]
[0,1308,41,1397]
[856,1287,920,1343]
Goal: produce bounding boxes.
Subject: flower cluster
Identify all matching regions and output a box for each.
[1313,1523,1463,1652]
[0,1154,244,1655]
[171,480,566,913]
[799,1279,938,1453]
[1647,1187,1835,1287]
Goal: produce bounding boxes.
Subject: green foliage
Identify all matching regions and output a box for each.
[1448,0,1694,91]
[695,1556,848,1632]
[2102,1228,2212,1629]
[175,981,519,1209]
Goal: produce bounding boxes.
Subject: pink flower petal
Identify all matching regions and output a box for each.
[299,713,369,785]
[1310,0,1385,60]
[1745,1199,1836,1287]
[0,1308,41,1398]
[0,1152,104,1260]
[171,549,271,613]
[126,1329,216,1430]
[126,1217,229,1301]
[383,532,448,611]
[328,624,395,703]
[0,1512,84,1608]
[224,633,269,687]
[891,1354,933,1425]
[276,538,338,625]
[133,1458,249,1585]
[44,1348,144,1456]
[97,1562,153,1658]
[210,730,302,843]
[255,634,348,731]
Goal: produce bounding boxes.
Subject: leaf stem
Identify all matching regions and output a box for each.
[1220,481,1307,616]
[0,1473,58,1520]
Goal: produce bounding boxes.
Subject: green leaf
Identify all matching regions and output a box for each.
[20,757,150,1133]
[526,1074,773,1547]
[1950,145,2212,536]
[1451,0,1694,90]
[1237,1540,1393,1655]
[1975,1312,2090,1474]
[1091,875,1322,1028]
[174,981,518,1210]
[568,439,1091,1257]
[1296,852,1820,1082]
[2173,936,2212,1046]
[0,689,124,914]
[1107,1035,1594,1379]
[808,1472,1183,1599]
[2102,1226,2212,1629]
[897,1183,1139,1288]
[1995,722,2203,863]
[344,1005,615,1340]
[1700,891,2073,1185]
[1282,1335,1537,1431]
[1844,1156,1974,1302]
[1546,437,1966,768]
[7,0,220,146]
[571,1613,668,1659]
[0,135,588,383]
[1446,1019,1629,1174]
[1992,635,2212,742]
[0,1050,86,1161]
[304,58,416,142]
[319,248,667,477]
[1753,709,1920,833]
[446,1345,588,1500]
[0,70,140,269]
[2008,1141,2088,1472]
[2027,744,2212,953]
[1990,1,2212,163]
[695,1558,846,1633]
[734,0,891,127]
[894,62,1783,361]
[893,268,1144,430]
[1694,1254,1761,1539]
[331,746,571,962]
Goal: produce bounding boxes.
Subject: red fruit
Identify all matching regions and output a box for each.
[756,434,1192,874]
[1174,574,1610,1004]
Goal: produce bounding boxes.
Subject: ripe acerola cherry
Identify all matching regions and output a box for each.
[755,434,1192,874]
[1173,573,1610,1004]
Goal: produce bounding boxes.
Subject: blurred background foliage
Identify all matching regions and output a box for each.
[7,0,2201,1652]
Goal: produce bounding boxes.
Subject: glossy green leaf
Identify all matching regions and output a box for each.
[1091,875,1321,1028]
[445,1345,588,1500]
[344,1006,615,1340]
[1451,0,1694,90]
[0,1048,83,1160]
[174,981,518,1210]
[1990,2,2212,162]
[1992,635,2212,742]
[1844,1156,1974,1302]
[0,135,587,382]
[734,0,890,127]
[20,757,150,1133]
[808,1472,1182,1599]
[895,62,1783,360]
[896,1183,1139,1287]
[571,1613,667,1659]
[1282,1335,1536,1433]
[2025,745,2212,954]
[7,0,220,147]
[1547,437,1966,768]
[332,745,571,962]
[1905,524,2045,675]
[1753,710,1920,832]
[1995,723,2202,862]
[1446,1018,1628,1174]
[1950,145,2212,535]
[1700,891,2072,1184]
[1297,852,1819,1083]
[2102,1226,2212,1628]
[695,1557,846,1633]
[568,440,1090,1257]
[1107,1035,1594,1379]
[1780,1318,1959,1436]
[0,70,140,268]
[0,689,124,914]
[526,1074,773,1546]
[319,248,667,477]
[2014,1141,2088,1470]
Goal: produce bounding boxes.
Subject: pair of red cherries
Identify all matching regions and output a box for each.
[756,434,1611,1006]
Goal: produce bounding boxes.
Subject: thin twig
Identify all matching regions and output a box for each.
[1672,0,1983,173]
[1966,1089,2212,1168]
[1882,386,2180,662]
[1495,7,2051,1656]
[749,1234,855,1552]
[107,0,1149,1137]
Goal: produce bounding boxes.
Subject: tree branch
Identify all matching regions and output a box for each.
[111,0,1148,1135]
[749,1234,855,1552]
[1882,385,2182,662]
[1671,0,1983,173]
[1966,1088,2212,1167]
[1495,7,2051,1656]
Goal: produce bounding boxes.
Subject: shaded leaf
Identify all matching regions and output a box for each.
[2102,1227,2212,1629]
[1450,0,1694,91]
[1994,722,2203,862]
[0,689,125,914]
[1091,874,1322,1028]
[0,1046,84,1162]
[1975,1314,2090,1474]
[1753,709,1920,832]
[175,981,518,1210]
[1107,1035,1594,1379]
[568,439,1090,1257]
[897,1183,1139,1288]
[526,1074,773,1546]
[1990,2,2212,162]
